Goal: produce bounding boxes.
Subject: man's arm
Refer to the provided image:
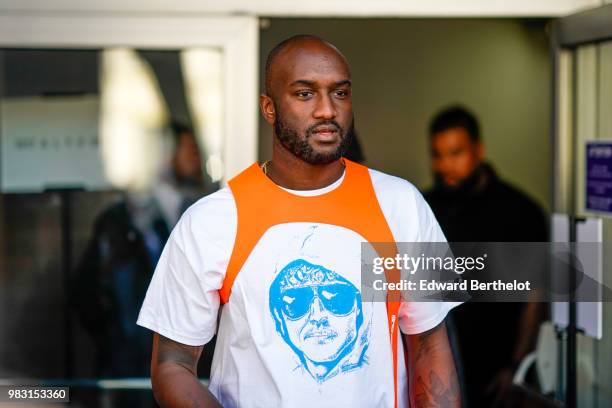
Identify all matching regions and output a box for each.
[151,333,221,408]
[485,301,545,403]
[405,321,461,408]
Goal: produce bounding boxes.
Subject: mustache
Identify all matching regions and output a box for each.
[305,120,342,138]
[303,328,338,341]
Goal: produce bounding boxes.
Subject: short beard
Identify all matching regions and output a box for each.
[274,111,354,165]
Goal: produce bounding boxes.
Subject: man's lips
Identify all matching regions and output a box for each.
[311,126,339,141]
[313,125,338,132]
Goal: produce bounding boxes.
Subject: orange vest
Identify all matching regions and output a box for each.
[221,159,402,408]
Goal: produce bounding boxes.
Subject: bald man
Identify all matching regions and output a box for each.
[138,35,461,408]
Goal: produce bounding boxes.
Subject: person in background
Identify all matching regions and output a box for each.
[423,106,547,408]
[154,122,209,227]
[73,121,207,379]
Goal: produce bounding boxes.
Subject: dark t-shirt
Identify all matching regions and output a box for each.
[424,163,547,408]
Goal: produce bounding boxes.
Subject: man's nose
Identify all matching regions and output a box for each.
[313,93,337,120]
[436,156,454,174]
[308,297,329,327]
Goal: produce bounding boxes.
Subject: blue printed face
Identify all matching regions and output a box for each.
[270,259,363,370]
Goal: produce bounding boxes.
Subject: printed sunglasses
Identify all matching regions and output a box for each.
[280,283,358,320]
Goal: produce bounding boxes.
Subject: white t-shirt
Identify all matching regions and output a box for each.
[137,167,458,408]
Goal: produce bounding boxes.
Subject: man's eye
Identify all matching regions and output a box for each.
[335,90,349,97]
[296,91,313,98]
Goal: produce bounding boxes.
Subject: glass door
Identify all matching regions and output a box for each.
[552,4,612,407]
[0,13,257,408]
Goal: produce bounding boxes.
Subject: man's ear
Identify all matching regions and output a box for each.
[475,141,485,161]
[260,94,276,125]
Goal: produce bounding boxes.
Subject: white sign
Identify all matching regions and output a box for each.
[1,95,109,192]
[551,214,603,339]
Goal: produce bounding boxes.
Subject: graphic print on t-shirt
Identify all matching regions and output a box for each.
[269,258,368,382]
[267,225,371,383]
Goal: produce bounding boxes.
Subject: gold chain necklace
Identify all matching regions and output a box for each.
[262,160,271,175]
[262,159,346,176]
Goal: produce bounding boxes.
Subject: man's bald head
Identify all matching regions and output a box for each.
[264,35,350,96]
[260,34,354,166]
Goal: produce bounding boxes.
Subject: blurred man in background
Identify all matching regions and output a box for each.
[154,122,209,227]
[424,106,547,407]
[74,122,206,380]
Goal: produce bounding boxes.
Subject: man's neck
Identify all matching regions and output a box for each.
[266,142,345,191]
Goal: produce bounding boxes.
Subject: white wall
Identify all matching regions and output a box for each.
[0,0,601,17]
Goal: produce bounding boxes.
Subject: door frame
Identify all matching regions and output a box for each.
[0,13,259,183]
[551,3,612,213]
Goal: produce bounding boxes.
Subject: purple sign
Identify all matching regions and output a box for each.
[586,141,612,214]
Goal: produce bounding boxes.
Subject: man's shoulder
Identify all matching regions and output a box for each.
[494,179,544,212]
[178,187,237,235]
[367,167,423,204]
[366,166,445,242]
[188,187,235,211]
[491,178,548,239]
[421,187,437,202]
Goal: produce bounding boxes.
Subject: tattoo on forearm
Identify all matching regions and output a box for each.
[414,371,460,408]
[413,327,437,363]
[410,323,461,408]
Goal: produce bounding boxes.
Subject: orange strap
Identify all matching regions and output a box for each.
[222,159,401,408]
